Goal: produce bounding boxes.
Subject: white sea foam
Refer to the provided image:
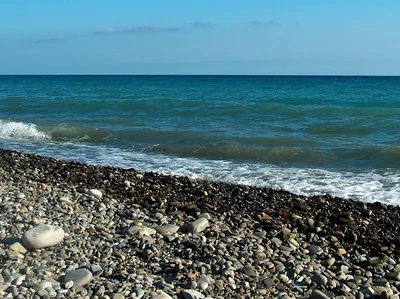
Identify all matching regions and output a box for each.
[2,141,400,206]
[0,120,49,140]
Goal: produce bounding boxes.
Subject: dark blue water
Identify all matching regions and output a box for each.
[1,75,400,204]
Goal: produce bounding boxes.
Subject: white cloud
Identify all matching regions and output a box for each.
[94,25,180,35]
[250,21,280,26]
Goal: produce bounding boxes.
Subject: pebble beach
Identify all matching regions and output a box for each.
[1,148,400,299]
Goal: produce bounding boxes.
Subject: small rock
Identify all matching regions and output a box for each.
[95,285,106,296]
[262,277,275,287]
[198,282,209,290]
[63,268,93,288]
[291,214,302,221]
[37,289,48,297]
[133,287,145,298]
[189,218,209,234]
[155,224,180,234]
[322,257,335,268]
[22,225,65,249]
[90,264,103,276]
[152,290,173,299]
[371,286,393,296]
[182,289,206,299]
[17,193,25,199]
[9,242,27,254]
[128,225,156,236]
[311,274,328,286]
[386,270,400,281]
[185,203,197,211]
[311,289,330,299]
[64,281,74,289]
[307,245,322,253]
[88,189,102,199]
[35,281,52,291]
[243,265,258,277]
[14,275,25,286]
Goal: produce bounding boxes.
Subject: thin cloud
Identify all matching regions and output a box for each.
[37,38,58,44]
[250,21,280,26]
[94,25,180,35]
[191,21,215,28]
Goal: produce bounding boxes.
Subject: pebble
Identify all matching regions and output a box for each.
[311,289,330,299]
[311,274,328,286]
[21,225,65,249]
[128,225,156,236]
[88,189,102,199]
[64,281,74,289]
[198,282,209,290]
[9,242,27,254]
[189,217,209,234]
[155,224,180,234]
[133,287,145,298]
[16,193,25,199]
[322,257,335,267]
[152,290,173,299]
[182,289,206,299]
[386,270,400,281]
[307,245,322,253]
[95,285,106,296]
[243,265,258,277]
[63,268,93,288]
[90,264,103,276]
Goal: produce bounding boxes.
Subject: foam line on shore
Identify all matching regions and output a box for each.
[0,148,400,298]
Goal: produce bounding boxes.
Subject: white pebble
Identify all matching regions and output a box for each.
[88,189,102,199]
[22,225,65,250]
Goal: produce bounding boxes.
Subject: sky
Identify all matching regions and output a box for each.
[1,0,400,75]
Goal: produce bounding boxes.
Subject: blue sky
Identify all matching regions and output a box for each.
[1,0,400,75]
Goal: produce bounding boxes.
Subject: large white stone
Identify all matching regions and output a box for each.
[22,225,65,250]
[88,189,102,199]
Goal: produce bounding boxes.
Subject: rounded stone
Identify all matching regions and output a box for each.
[189,218,209,234]
[199,282,209,290]
[311,289,330,299]
[133,287,145,298]
[311,274,328,286]
[182,289,206,299]
[88,189,102,199]
[128,225,156,236]
[152,290,173,299]
[155,224,180,234]
[63,268,93,288]
[322,257,335,268]
[21,225,65,250]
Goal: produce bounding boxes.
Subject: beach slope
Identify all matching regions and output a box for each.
[1,148,399,298]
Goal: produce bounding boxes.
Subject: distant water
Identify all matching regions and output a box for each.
[1,75,400,205]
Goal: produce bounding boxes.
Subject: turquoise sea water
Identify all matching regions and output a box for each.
[1,75,400,204]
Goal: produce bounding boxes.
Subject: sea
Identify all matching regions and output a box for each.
[1,75,400,205]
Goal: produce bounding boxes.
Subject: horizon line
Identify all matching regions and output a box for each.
[1,74,400,77]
